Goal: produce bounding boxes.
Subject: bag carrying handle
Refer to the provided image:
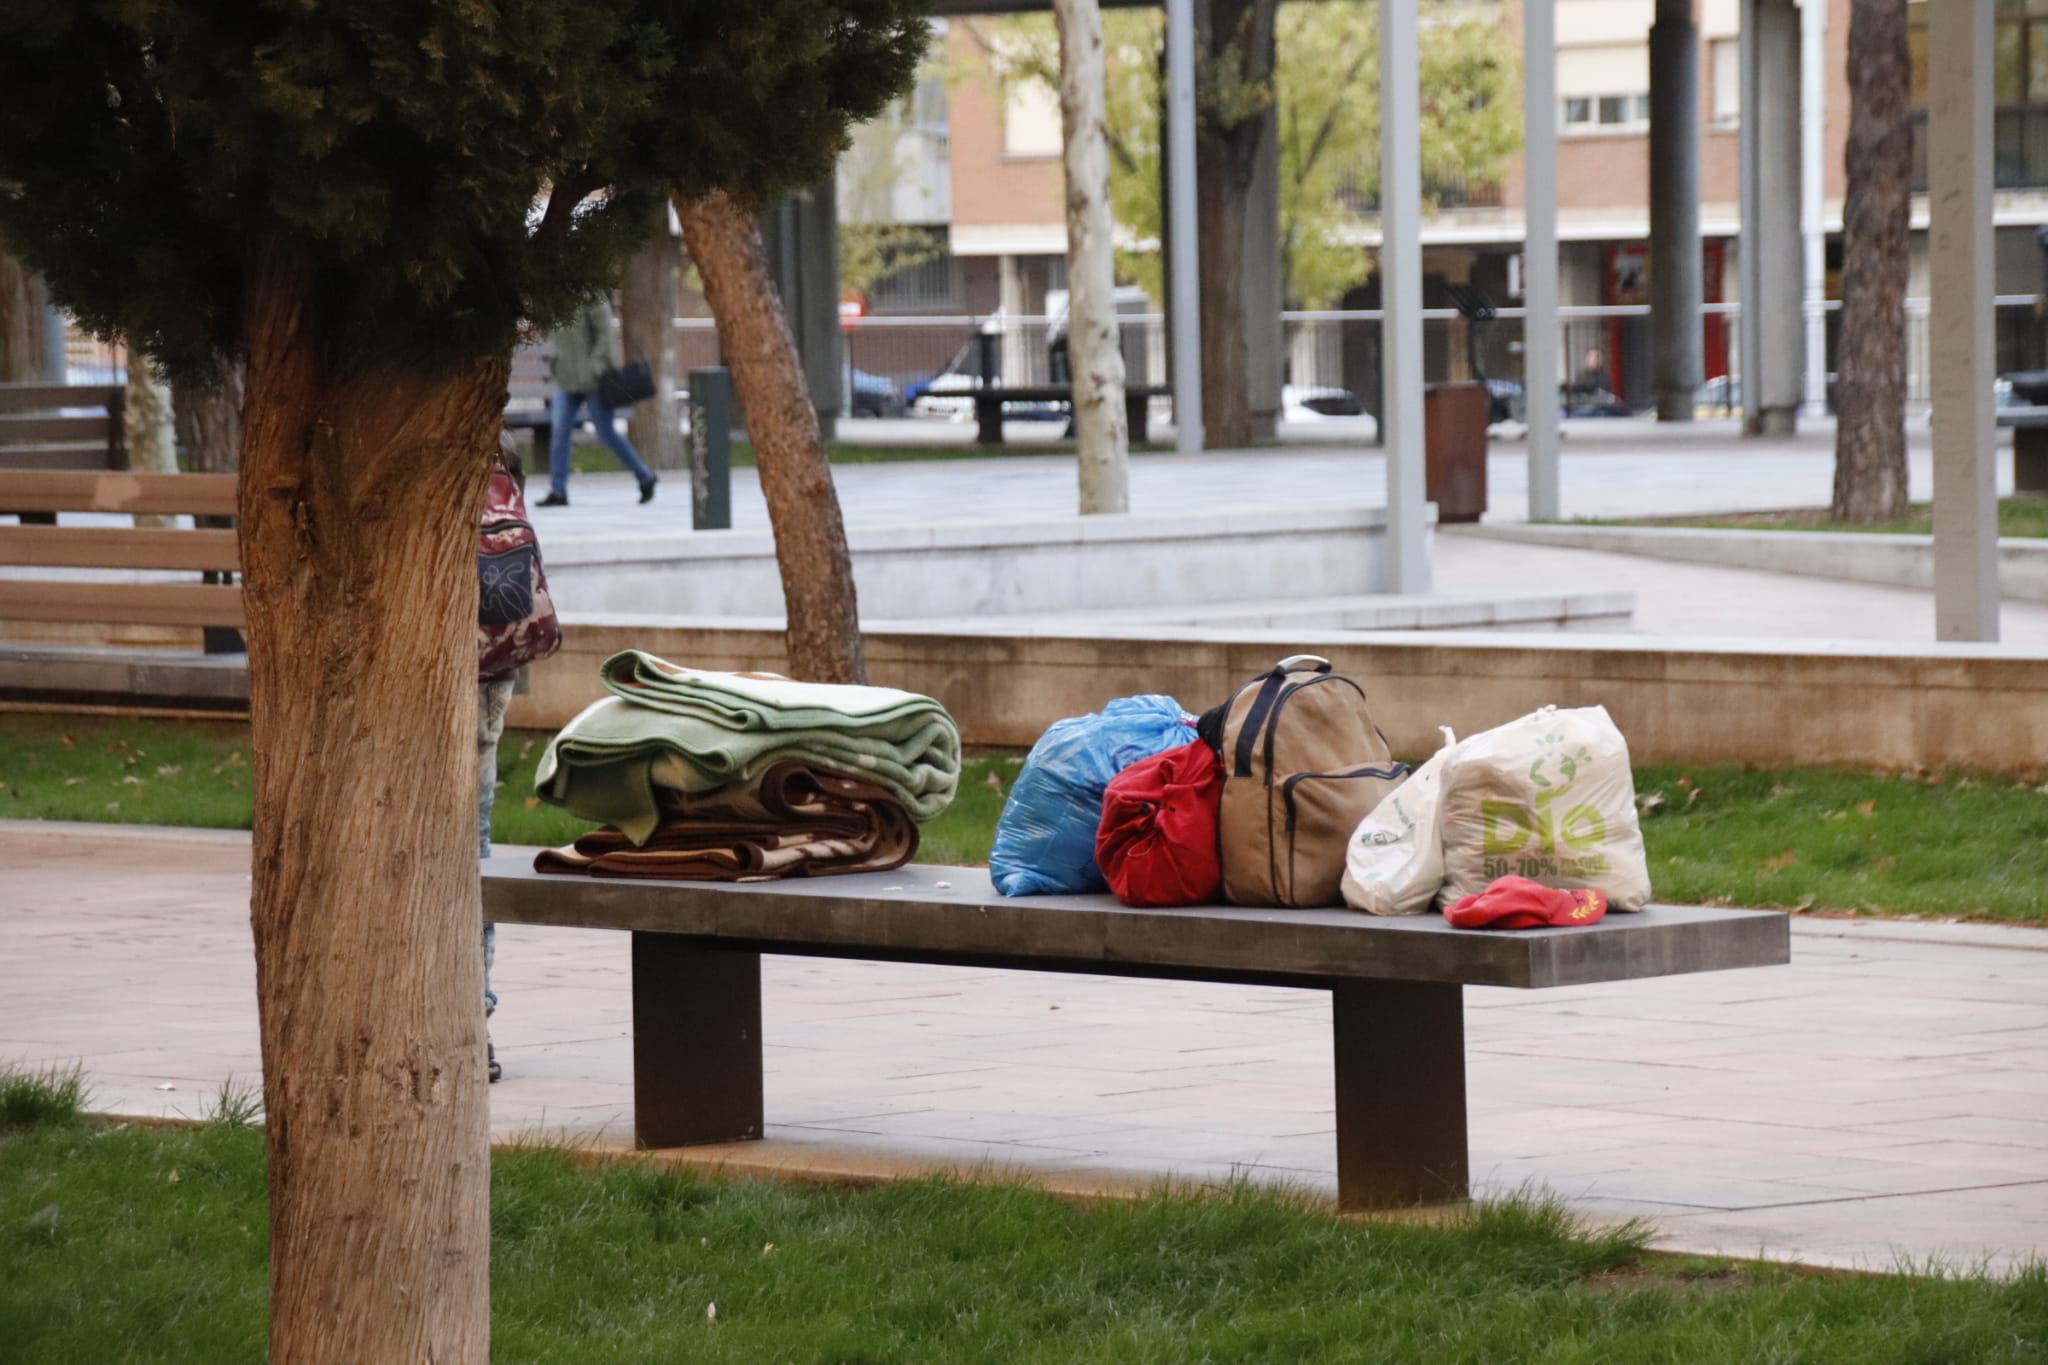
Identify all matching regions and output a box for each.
[1276,654,1332,674]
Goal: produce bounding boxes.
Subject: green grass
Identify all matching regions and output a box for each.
[1591,499,2048,538]
[2,1070,2044,1363]
[9,715,2048,922]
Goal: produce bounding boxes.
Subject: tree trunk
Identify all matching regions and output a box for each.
[175,365,245,474]
[240,243,498,1365]
[1054,0,1131,515]
[1193,0,1278,450]
[678,191,867,685]
[125,351,178,527]
[622,230,687,472]
[0,238,49,383]
[1832,0,1912,523]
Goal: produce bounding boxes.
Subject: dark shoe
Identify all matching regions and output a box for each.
[638,476,658,505]
[536,491,568,508]
[488,1042,502,1084]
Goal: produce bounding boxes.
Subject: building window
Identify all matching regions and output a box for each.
[1710,37,1740,124]
[1908,0,2048,190]
[1002,79,1063,158]
[1562,92,1648,132]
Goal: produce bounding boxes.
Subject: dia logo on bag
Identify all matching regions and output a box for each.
[1476,743,1613,882]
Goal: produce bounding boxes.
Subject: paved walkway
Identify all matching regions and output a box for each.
[7,820,2044,1275]
[535,421,2048,648]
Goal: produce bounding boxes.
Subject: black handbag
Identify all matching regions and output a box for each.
[597,359,657,409]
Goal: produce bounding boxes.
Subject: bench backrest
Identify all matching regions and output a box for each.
[0,472,242,629]
[0,384,125,472]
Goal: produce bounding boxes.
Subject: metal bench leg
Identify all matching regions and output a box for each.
[2016,426,2048,495]
[631,932,764,1148]
[1332,980,1468,1208]
[975,398,1005,446]
[1125,389,1148,444]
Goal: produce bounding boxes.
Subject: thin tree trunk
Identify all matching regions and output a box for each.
[175,365,245,474]
[1832,0,1912,523]
[1054,0,1131,515]
[622,229,686,472]
[126,351,178,528]
[240,242,497,1364]
[1193,0,1277,450]
[0,238,48,383]
[678,191,867,685]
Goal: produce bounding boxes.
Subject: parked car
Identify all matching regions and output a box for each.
[848,368,906,419]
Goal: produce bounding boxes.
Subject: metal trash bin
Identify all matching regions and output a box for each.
[1424,382,1489,523]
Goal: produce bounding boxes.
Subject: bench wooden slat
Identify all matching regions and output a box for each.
[0,526,239,572]
[0,579,244,628]
[0,415,115,444]
[0,471,237,517]
[0,447,117,472]
[0,384,121,412]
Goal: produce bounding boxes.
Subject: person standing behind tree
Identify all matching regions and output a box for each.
[536,293,658,507]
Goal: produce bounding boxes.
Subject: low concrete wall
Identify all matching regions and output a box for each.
[542,504,1413,620]
[510,615,2048,773]
[1454,522,2048,600]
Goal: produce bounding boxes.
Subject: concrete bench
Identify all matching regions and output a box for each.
[481,861,1789,1209]
[971,384,1166,447]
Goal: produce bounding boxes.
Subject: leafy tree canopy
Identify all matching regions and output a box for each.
[0,0,929,377]
[963,0,1517,309]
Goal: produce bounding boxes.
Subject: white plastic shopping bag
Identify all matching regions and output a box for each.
[1341,728,1457,916]
[1436,704,1651,912]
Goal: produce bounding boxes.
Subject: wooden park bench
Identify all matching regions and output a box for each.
[0,471,246,706]
[481,861,1788,1209]
[973,384,1167,447]
[0,383,125,474]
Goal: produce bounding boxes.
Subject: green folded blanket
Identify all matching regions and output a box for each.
[535,651,961,843]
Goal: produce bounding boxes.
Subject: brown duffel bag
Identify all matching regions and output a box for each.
[1201,655,1407,907]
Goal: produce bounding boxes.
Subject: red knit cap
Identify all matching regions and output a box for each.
[1443,875,1609,930]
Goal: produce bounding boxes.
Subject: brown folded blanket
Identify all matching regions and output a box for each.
[534,761,918,881]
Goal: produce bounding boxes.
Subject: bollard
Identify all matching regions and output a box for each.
[686,366,732,531]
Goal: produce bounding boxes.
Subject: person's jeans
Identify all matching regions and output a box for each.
[548,388,655,496]
[478,676,516,1018]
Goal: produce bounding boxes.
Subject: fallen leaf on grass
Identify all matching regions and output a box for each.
[1871,855,1898,872]
[1792,893,1817,912]
[156,765,181,778]
[1637,791,1665,816]
[59,735,75,749]
[1855,800,1876,817]
[63,777,85,787]
[1685,787,1704,808]
[1676,773,1692,790]
[166,1170,180,1185]
[1761,849,1798,871]
[1768,783,1796,800]
[523,796,541,809]
[982,770,1006,795]
[1819,809,1846,823]
[227,751,246,767]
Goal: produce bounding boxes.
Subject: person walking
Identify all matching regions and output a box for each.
[536,293,657,506]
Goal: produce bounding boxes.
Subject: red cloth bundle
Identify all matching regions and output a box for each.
[1443,875,1609,930]
[1094,739,1224,908]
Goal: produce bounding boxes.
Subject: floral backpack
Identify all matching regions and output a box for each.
[477,446,562,680]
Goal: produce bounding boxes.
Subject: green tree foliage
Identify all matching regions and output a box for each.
[0,0,929,377]
[962,0,1517,309]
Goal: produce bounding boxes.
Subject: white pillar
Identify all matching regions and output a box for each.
[1740,0,1803,435]
[1523,0,1561,521]
[1378,0,1430,592]
[1929,0,1998,642]
[1165,0,1204,454]
[1799,0,1828,418]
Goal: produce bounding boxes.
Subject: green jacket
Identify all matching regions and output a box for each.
[549,296,614,393]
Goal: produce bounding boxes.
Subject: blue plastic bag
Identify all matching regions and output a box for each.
[990,695,1198,896]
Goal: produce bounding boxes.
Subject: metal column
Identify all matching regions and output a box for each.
[1523,0,1561,521]
[1378,0,1430,592]
[1165,0,1204,453]
[1740,0,1804,435]
[1800,0,1829,418]
[1929,0,1999,642]
[1649,0,1703,424]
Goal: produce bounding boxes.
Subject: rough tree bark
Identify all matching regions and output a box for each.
[1193,0,1278,449]
[622,228,686,472]
[125,352,178,528]
[240,243,498,1364]
[678,191,867,684]
[0,237,48,382]
[1832,0,1912,523]
[175,365,245,474]
[1054,0,1131,515]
